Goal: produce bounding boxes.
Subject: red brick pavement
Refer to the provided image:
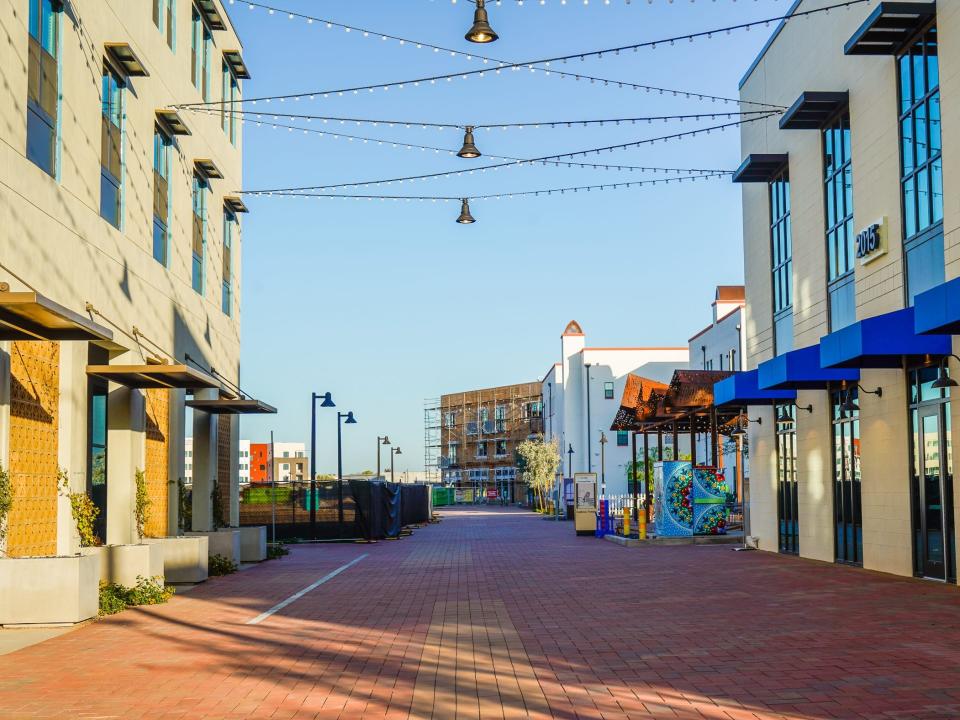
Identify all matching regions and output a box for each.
[2,507,960,719]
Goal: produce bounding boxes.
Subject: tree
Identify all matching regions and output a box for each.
[515,435,561,513]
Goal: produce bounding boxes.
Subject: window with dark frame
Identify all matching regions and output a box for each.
[495,440,507,457]
[603,381,614,400]
[899,24,943,304]
[222,207,235,315]
[100,64,124,229]
[616,431,628,447]
[775,402,798,555]
[832,388,862,565]
[27,0,59,177]
[824,111,856,331]
[770,169,793,355]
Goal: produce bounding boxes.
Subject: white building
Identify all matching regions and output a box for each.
[688,286,747,372]
[239,440,250,484]
[273,442,306,482]
[186,437,258,485]
[542,321,689,496]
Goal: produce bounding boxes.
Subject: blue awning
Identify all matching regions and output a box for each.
[714,370,797,407]
[820,307,951,369]
[758,345,859,389]
[914,278,960,335]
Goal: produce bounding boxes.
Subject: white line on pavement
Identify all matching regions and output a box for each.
[245,553,369,625]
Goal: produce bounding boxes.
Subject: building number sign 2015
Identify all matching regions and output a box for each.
[855,219,887,265]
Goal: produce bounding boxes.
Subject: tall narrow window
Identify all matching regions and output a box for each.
[900,25,943,304]
[832,388,862,565]
[191,8,211,98]
[100,65,124,229]
[824,112,855,331]
[775,402,798,555]
[229,73,240,145]
[153,127,171,265]
[221,61,230,133]
[88,346,109,544]
[192,173,207,293]
[770,170,793,354]
[26,0,59,177]
[222,208,234,315]
[154,0,175,49]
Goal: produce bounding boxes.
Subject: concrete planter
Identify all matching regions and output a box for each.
[0,554,99,626]
[239,526,267,562]
[187,529,241,565]
[81,544,164,587]
[143,536,209,584]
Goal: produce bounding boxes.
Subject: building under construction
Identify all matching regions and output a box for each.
[424,383,544,503]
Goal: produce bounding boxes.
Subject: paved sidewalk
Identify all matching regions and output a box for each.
[1,507,960,719]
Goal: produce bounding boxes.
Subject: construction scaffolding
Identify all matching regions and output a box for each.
[424,397,441,485]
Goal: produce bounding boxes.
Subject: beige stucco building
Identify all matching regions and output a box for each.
[0,0,260,624]
[734,1,960,583]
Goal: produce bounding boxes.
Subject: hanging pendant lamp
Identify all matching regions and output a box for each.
[465,0,498,44]
[456,198,476,224]
[457,126,481,159]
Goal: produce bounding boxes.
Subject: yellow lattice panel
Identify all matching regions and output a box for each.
[144,388,170,538]
[217,414,232,525]
[6,341,60,557]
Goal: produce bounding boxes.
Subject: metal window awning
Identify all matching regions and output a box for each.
[758,345,860,389]
[914,278,960,335]
[185,398,277,415]
[820,307,951,369]
[194,159,223,180]
[779,91,850,130]
[0,291,124,350]
[714,370,797,407]
[222,49,251,80]
[223,196,249,214]
[844,2,936,56]
[156,109,191,136]
[105,42,149,77]
[732,154,789,183]
[196,0,227,31]
[86,364,219,389]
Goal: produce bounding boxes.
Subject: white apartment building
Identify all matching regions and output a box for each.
[186,436,255,484]
[688,287,747,373]
[542,321,689,496]
[273,441,306,482]
[239,439,250,484]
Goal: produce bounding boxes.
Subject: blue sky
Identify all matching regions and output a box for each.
[229,0,781,475]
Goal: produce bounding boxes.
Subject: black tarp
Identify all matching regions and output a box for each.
[351,480,386,540]
[401,484,430,525]
[382,482,401,538]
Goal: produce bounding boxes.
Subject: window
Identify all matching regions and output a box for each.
[476,442,488,458]
[153,127,171,265]
[222,208,235,315]
[221,61,240,143]
[616,430,628,447]
[153,0,175,49]
[444,411,455,428]
[495,440,507,457]
[191,7,212,99]
[523,401,543,418]
[100,65,124,229]
[479,407,489,423]
[832,388,862,565]
[770,169,793,354]
[775,402,798,555]
[900,25,943,304]
[824,112,856,331]
[192,173,207,293]
[87,346,109,544]
[494,404,506,432]
[603,382,614,400]
[447,443,459,465]
[26,0,59,177]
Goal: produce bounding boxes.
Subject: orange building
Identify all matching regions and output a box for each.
[249,443,270,483]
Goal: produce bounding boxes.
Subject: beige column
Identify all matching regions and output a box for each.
[190,388,218,531]
[0,342,8,555]
[106,384,146,546]
[168,389,186,535]
[859,368,913,577]
[56,342,89,555]
[748,403,778,552]
[230,413,240,527]
[796,390,834,563]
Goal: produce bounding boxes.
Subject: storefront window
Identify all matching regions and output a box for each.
[899,25,943,304]
[824,112,855,331]
[832,388,862,564]
[908,365,955,581]
[775,402,798,555]
[87,346,109,544]
[770,170,793,355]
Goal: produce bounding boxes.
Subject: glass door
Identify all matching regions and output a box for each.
[776,403,798,555]
[833,390,862,564]
[915,406,953,580]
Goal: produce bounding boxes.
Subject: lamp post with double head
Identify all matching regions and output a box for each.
[337,411,357,535]
[310,392,335,535]
[376,435,391,480]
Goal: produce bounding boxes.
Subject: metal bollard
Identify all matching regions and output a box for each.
[622,506,630,537]
[638,506,647,540]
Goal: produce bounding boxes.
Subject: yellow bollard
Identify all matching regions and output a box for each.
[638,508,647,540]
[622,506,630,538]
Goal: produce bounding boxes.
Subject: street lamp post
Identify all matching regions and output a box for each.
[337,411,357,537]
[310,391,336,536]
[599,432,608,498]
[376,435,391,480]
[390,446,402,483]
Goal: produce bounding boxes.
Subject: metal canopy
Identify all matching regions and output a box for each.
[222,50,251,80]
[86,364,219,390]
[732,154,789,183]
[185,399,277,415]
[779,91,850,130]
[196,0,227,30]
[714,370,796,407]
[758,344,860,390]
[194,158,223,180]
[914,277,960,335]
[0,291,123,350]
[820,307,951,369]
[844,2,936,56]
[156,109,191,136]
[105,42,149,77]
[223,196,249,214]
[610,374,669,431]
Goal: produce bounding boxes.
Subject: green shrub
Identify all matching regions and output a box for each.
[266,542,289,560]
[0,463,12,547]
[208,553,238,576]
[134,468,150,539]
[99,576,174,616]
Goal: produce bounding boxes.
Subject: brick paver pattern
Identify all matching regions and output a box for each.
[2,507,960,719]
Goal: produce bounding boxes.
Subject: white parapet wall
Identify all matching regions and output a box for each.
[143,536,209,584]
[187,529,241,565]
[239,526,267,562]
[82,544,165,587]
[0,555,99,626]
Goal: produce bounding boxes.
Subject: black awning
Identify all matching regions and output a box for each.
[732,154,788,183]
[779,92,849,130]
[844,2,936,56]
[185,399,277,415]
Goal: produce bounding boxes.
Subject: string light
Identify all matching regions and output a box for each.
[239,114,775,195]
[191,0,870,110]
